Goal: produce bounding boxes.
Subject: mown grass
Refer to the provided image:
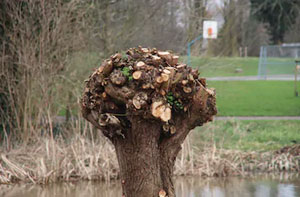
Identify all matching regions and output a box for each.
[207,81,300,116]
[181,56,259,77]
[181,56,296,77]
[193,120,300,152]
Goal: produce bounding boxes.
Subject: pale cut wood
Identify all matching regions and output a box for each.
[136,61,146,68]
[183,86,192,93]
[132,71,142,80]
[181,80,188,85]
[163,69,171,75]
[176,64,186,69]
[157,51,172,62]
[151,101,163,118]
[161,73,170,82]
[159,189,167,197]
[160,107,171,122]
[172,55,179,65]
[133,99,141,109]
[156,76,164,84]
[206,88,216,96]
[141,48,149,53]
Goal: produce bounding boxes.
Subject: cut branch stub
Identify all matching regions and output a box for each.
[132,92,148,110]
[132,70,143,80]
[110,69,126,86]
[151,101,171,122]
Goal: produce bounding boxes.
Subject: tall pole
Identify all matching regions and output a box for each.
[295,60,300,97]
[187,35,203,66]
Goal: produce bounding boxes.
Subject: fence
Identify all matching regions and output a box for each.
[258,43,300,79]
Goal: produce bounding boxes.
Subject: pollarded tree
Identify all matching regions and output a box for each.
[81,47,217,197]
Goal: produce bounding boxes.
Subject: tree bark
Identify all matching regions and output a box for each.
[113,118,164,197]
[112,117,192,197]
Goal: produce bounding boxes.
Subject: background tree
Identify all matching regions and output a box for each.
[0,0,94,144]
[250,0,300,44]
[284,15,300,43]
[207,0,269,56]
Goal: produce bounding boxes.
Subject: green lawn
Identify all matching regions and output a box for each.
[208,81,300,116]
[180,56,296,77]
[180,56,259,77]
[192,120,300,151]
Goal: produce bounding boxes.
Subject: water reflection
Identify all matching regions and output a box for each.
[0,181,122,197]
[0,173,299,197]
[175,173,300,197]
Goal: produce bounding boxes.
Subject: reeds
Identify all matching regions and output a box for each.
[175,137,300,178]
[0,116,119,184]
[1,119,299,184]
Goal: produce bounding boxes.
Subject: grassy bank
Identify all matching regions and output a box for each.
[208,81,300,116]
[193,120,300,151]
[1,119,299,184]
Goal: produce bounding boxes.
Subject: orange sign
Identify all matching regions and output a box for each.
[208,27,213,36]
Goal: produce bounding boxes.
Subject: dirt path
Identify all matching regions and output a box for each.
[54,116,300,124]
[215,116,300,120]
[206,75,298,81]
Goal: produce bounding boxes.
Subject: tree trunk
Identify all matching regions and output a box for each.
[81,47,217,197]
[113,117,189,197]
[113,118,165,197]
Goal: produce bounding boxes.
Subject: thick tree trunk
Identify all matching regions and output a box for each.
[112,117,192,197]
[113,118,166,197]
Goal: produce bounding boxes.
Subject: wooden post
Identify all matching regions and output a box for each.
[239,47,243,57]
[295,61,300,97]
[245,47,248,58]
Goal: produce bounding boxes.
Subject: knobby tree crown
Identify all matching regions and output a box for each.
[80,47,217,197]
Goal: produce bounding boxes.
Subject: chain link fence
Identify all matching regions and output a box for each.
[258,43,300,79]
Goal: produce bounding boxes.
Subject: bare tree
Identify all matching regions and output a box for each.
[0,0,93,143]
[207,0,270,56]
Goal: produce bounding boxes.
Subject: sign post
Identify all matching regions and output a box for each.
[295,60,300,96]
[187,20,218,66]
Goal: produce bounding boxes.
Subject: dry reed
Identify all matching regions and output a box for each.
[1,119,299,184]
[0,116,119,184]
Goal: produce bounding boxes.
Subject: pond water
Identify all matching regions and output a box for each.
[1,173,299,197]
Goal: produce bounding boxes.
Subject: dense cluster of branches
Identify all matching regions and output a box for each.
[81,47,216,137]
[81,47,217,196]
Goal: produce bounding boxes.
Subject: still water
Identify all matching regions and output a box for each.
[1,174,299,197]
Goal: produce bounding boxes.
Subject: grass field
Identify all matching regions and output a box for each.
[181,56,259,77]
[207,81,300,116]
[193,120,300,151]
[181,56,297,77]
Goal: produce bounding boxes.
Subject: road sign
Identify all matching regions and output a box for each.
[203,20,218,39]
